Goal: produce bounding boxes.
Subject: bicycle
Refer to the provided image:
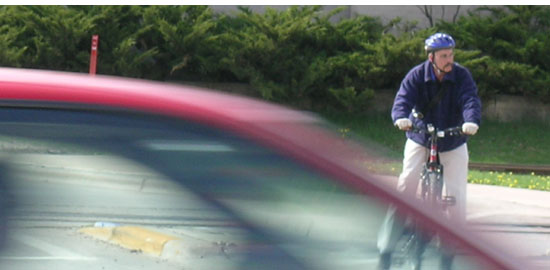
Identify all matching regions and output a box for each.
[394,120,464,270]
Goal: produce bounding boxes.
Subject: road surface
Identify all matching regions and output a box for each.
[0,154,548,269]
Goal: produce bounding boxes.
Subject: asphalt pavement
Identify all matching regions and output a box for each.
[468,183,550,226]
[9,153,550,225]
[374,173,550,226]
[6,153,550,265]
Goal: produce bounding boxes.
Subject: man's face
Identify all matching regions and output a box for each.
[430,48,454,73]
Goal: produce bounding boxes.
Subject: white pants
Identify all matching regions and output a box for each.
[398,139,468,221]
[377,139,468,253]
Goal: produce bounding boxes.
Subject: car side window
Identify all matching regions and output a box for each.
[0,107,492,269]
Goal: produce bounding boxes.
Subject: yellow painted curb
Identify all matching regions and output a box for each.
[79,226,178,256]
[79,227,113,241]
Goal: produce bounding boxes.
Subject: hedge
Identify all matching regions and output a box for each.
[1,5,549,111]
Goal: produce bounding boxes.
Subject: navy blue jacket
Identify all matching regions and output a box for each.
[391,60,482,152]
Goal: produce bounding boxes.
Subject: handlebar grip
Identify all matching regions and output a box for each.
[444,127,463,137]
[409,126,426,134]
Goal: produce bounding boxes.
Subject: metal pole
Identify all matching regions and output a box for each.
[89,35,99,75]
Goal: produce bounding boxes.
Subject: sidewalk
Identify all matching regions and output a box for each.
[374,174,550,226]
[8,153,550,261]
[468,183,550,226]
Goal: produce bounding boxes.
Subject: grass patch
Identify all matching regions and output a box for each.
[467,120,550,164]
[321,111,404,161]
[319,111,550,191]
[322,111,550,165]
[468,170,550,191]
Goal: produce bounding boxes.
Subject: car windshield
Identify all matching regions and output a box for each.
[0,106,509,269]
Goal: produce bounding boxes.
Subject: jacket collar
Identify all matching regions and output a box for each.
[423,60,456,83]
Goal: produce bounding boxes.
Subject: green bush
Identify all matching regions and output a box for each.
[0,24,27,67]
[80,6,161,78]
[1,5,550,110]
[213,6,428,111]
[437,5,550,101]
[140,5,225,81]
[0,6,94,71]
[217,6,340,102]
[456,50,541,99]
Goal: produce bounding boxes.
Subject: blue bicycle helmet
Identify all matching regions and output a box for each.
[425,33,455,52]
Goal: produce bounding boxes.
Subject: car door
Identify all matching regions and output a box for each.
[0,101,525,270]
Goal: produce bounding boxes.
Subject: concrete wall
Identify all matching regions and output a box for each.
[372,91,550,123]
[189,82,550,123]
[483,95,550,123]
[210,5,482,29]
[348,5,476,28]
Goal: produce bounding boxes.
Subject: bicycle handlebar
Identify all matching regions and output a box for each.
[410,124,464,138]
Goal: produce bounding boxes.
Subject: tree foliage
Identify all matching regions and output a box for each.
[0,5,550,110]
[437,5,550,101]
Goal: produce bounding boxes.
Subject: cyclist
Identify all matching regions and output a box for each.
[377,33,482,270]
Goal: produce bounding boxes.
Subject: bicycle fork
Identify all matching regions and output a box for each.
[421,165,456,206]
[423,138,456,207]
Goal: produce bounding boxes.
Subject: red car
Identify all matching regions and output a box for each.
[0,68,531,269]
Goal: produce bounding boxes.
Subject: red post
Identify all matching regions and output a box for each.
[89,35,99,75]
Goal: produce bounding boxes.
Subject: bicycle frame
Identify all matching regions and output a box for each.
[418,124,462,208]
[398,123,463,269]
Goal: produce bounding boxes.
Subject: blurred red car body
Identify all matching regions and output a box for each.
[0,68,532,270]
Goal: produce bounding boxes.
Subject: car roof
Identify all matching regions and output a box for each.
[0,67,527,269]
[0,67,318,123]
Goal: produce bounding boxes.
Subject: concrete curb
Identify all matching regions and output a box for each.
[79,226,178,256]
[78,225,229,262]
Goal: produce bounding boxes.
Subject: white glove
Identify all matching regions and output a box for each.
[395,118,412,130]
[462,122,479,135]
